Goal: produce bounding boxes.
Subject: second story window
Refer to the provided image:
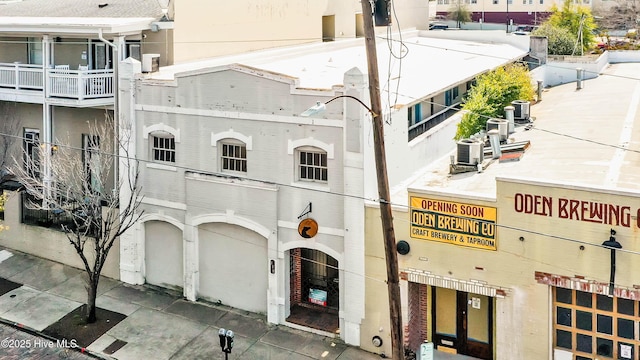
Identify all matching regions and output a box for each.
[221,141,247,173]
[298,149,327,182]
[152,135,175,163]
[23,129,40,178]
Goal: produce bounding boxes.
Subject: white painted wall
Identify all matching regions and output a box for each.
[420,30,531,51]
[119,63,368,345]
[172,0,430,63]
[531,53,609,88]
[609,50,640,63]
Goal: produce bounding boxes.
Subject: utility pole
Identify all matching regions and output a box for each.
[359,1,404,359]
[506,0,510,33]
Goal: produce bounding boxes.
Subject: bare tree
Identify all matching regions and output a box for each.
[593,0,638,32]
[448,0,472,29]
[0,102,22,171]
[10,114,143,323]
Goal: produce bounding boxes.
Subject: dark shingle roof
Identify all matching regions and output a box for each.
[0,0,163,18]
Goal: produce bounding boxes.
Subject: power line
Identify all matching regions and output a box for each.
[378,34,640,82]
[0,102,638,259]
[5,34,640,84]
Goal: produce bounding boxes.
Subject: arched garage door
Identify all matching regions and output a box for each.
[198,223,267,313]
[145,220,183,290]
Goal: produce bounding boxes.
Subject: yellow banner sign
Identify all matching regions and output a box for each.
[410,197,497,251]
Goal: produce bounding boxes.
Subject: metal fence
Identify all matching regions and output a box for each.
[408,104,461,141]
[20,192,77,231]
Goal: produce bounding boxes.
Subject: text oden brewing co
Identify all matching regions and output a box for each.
[410,197,497,251]
[513,193,640,228]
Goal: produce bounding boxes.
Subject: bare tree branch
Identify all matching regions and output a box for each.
[0,102,23,172]
[9,112,143,323]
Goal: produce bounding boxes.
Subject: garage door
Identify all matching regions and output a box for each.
[145,220,183,290]
[198,223,267,313]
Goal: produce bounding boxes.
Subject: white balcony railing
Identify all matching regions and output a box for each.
[0,62,43,90]
[48,68,114,100]
[0,62,114,101]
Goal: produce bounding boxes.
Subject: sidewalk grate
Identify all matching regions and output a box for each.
[103,339,127,355]
[0,277,22,296]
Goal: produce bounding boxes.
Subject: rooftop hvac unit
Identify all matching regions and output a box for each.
[142,53,160,73]
[486,118,508,141]
[511,100,530,120]
[456,139,484,166]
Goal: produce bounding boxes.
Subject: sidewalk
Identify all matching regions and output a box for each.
[0,246,381,360]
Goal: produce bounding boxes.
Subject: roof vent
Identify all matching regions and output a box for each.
[486,119,508,141]
[511,100,530,121]
[456,139,484,166]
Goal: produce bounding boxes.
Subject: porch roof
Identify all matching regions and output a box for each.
[0,0,164,34]
[0,16,158,35]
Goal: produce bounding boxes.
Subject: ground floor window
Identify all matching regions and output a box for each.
[553,287,639,359]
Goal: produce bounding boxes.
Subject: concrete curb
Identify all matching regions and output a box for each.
[0,317,113,360]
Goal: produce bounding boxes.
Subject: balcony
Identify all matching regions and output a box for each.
[0,62,114,107]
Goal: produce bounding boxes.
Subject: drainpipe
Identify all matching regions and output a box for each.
[98,29,119,195]
[42,35,53,206]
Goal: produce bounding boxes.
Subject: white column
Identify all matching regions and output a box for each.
[267,231,279,324]
[183,214,198,301]
[41,35,53,205]
[341,68,367,346]
[118,58,145,284]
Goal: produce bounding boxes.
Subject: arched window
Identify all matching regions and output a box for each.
[296,146,328,182]
[219,139,247,173]
[143,124,179,164]
[150,131,175,163]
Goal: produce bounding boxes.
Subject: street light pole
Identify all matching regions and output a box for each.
[359,1,404,359]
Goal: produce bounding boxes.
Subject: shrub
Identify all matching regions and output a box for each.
[532,23,577,55]
[455,64,534,140]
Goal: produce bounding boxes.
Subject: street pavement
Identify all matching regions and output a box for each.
[0,247,381,360]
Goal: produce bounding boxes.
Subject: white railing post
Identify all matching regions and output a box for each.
[78,71,84,100]
[14,62,19,89]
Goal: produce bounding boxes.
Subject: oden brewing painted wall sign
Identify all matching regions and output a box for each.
[513,193,640,228]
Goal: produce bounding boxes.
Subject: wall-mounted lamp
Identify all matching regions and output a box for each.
[602,229,622,296]
[396,240,410,255]
[41,143,58,155]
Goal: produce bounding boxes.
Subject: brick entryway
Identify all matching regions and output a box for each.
[288,248,339,333]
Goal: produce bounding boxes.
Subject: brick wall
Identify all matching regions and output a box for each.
[290,248,302,304]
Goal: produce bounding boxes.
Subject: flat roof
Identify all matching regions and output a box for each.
[402,62,640,204]
[154,32,528,107]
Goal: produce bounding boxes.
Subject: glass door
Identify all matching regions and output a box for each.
[432,287,493,359]
[466,294,493,359]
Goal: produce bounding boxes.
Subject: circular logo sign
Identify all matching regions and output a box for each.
[298,218,318,239]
